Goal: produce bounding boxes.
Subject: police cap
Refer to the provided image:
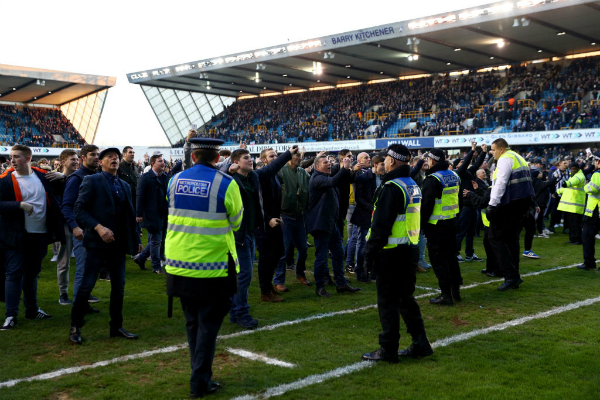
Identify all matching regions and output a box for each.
[188,138,224,150]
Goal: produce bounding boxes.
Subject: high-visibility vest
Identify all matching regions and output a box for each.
[556,169,586,215]
[164,164,243,278]
[367,177,421,247]
[427,169,460,225]
[492,150,534,206]
[584,170,600,217]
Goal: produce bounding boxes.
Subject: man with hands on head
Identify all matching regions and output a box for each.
[69,148,142,344]
[306,154,361,297]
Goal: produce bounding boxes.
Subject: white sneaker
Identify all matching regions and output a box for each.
[536,233,550,238]
[596,234,600,240]
[543,229,554,235]
[71,250,75,258]
[50,255,58,262]
[1,316,17,331]
[457,254,465,263]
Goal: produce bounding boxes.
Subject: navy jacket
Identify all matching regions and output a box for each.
[0,169,65,249]
[306,167,350,234]
[136,170,169,233]
[61,166,97,231]
[351,169,377,229]
[74,173,139,255]
[256,150,292,227]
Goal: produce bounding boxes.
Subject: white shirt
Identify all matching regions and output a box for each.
[13,171,47,233]
[489,155,514,207]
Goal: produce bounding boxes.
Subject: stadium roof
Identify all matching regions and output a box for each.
[0,64,116,106]
[128,0,600,98]
[126,0,600,145]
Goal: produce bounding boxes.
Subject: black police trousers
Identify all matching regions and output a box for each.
[488,198,530,281]
[425,219,463,295]
[181,293,231,396]
[582,208,600,269]
[374,245,427,352]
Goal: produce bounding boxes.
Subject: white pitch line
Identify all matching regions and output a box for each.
[232,362,373,400]
[0,261,592,389]
[416,285,439,291]
[0,343,189,389]
[233,295,600,399]
[227,348,295,368]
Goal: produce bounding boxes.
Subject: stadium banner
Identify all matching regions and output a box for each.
[433,128,600,148]
[376,137,435,149]
[0,146,65,157]
[220,139,378,154]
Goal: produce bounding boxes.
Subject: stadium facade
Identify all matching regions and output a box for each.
[128,0,600,149]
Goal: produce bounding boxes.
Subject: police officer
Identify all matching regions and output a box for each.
[165,138,243,399]
[421,148,462,305]
[578,151,600,270]
[362,144,433,363]
[556,162,586,245]
[486,138,534,291]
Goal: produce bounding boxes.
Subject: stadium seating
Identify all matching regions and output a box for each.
[173,56,600,147]
[0,105,86,147]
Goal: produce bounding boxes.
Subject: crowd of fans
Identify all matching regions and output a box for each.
[174,56,600,146]
[0,105,86,147]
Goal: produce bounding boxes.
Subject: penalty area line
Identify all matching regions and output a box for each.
[233,295,600,399]
[227,348,296,368]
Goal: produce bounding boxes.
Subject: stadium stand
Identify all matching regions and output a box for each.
[0,105,86,147]
[171,56,600,147]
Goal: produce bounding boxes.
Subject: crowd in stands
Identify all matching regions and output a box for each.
[172,55,600,147]
[0,105,86,147]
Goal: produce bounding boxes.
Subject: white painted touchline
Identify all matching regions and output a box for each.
[0,343,189,389]
[416,285,439,291]
[227,348,295,368]
[0,261,592,389]
[232,362,373,400]
[232,295,600,399]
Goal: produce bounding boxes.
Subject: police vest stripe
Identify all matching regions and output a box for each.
[428,170,460,224]
[588,182,600,192]
[166,259,229,270]
[167,223,232,236]
[169,207,228,221]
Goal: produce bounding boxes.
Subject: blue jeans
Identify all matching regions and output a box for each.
[5,233,47,318]
[455,206,476,257]
[274,214,308,285]
[230,233,255,320]
[71,248,126,330]
[312,227,347,289]
[72,234,87,300]
[346,224,359,266]
[418,232,427,263]
[352,226,369,276]
[139,226,166,271]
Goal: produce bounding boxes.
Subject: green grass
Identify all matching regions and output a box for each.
[2,227,600,399]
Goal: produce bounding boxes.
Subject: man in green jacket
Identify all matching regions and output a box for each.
[273,151,311,290]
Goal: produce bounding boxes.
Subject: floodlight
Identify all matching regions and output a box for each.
[407,38,412,45]
[513,18,519,27]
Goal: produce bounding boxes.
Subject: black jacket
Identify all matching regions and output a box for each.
[533,175,557,209]
[364,165,412,260]
[330,163,354,228]
[457,150,485,209]
[421,161,455,230]
[0,169,65,249]
[118,160,140,210]
[256,150,292,229]
[350,169,377,229]
[136,170,169,233]
[306,167,350,234]
[74,173,139,255]
[229,171,263,245]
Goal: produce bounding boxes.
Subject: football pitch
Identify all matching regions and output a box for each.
[2,229,600,399]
